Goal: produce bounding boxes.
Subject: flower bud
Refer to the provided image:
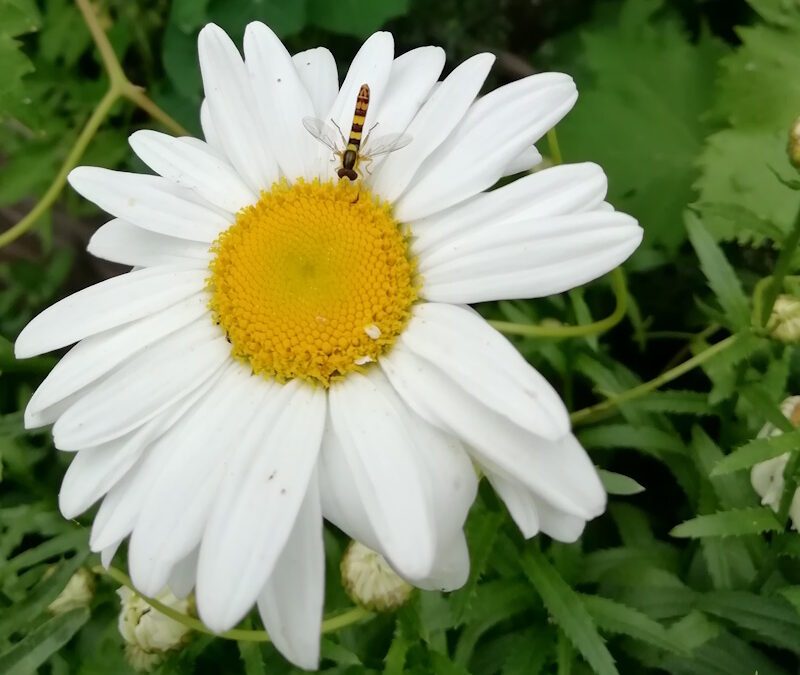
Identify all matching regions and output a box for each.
[47,567,94,615]
[751,396,800,529]
[341,541,412,612]
[767,295,800,343]
[789,116,800,169]
[117,587,192,672]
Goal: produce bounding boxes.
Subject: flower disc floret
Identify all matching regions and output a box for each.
[209,179,417,386]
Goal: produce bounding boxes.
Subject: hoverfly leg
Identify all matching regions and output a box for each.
[362,122,380,149]
[330,118,347,146]
[361,156,374,175]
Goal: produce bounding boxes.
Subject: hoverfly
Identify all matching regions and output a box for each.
[303,83,412,181]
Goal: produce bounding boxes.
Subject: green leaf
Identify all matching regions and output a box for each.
[666,611,720,651]
[701,538,758,590]
[448,509,503,625]
[740,384,795,433]
[521,549,618,675]
[695,4,800,247]
[670,507,782,538]
[557,0,723,253]
[307,0,409,37]
[711,428,800,475]
[624,390,712,416]
[237,641,266,675]
[0,0,40,37]
[581,594,686,655]
[598,469,645,495]
[0,551,87,640]
[690,426,756,509]
[0,608,90,675]
[661,630,786,675]
[698,590,800,654]
[685,213,750,330]
[579,424,685,457]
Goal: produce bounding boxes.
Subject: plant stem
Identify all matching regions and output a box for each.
[0,0,190,249]
[94,565,372,643]
[0,88,119,248]
[490,268,628,340]
[547,128,563,165]
[74,0,127,88]
[760,202,800,326]
[570,333,739,426]
[122,83,189,136]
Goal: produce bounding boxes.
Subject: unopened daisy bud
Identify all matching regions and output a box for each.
[789,116,800,169]
[767,295,800,343]
[117,587,192,672]
[47,567,94,615]
[341,541,412,612]
[751,396,800,529]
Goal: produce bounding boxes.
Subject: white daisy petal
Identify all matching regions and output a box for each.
[197,380,326,632]
[129,130,256,213]
[327,369,437,580]
[57,366,223,519]
[370,53,495,202]
[89,367,225,553]
[325,32,394,166]
[245,22,320,181]
[370,46,445,137]
[502,145,542,176]
[394,73,578,221]
[258,471,324,671]
[27,294,208,418]
[200,99,222,151]
[421,211,643,303]
[487,471,590,541]
[101,540,121,569]
[52,320,229,450]
[535,497,589,542]
[382,345,604,519]
[168,549,199,600]
[15,266,206,358]
[398,303,569,440]
[126,364,268,596]
[413,162,609,256]
[25,392,83,430]
[68,167,232,242]
[88,220,211,268]
[198,23,279,191]
[320,397,476,591]
[59,440,144,520]
[292,47,338,118]
[486,472,540,538]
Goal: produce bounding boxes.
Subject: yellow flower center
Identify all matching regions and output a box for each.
[208,179,417,387]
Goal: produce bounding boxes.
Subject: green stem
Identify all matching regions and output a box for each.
[547,128,563,165]
[760,203,800,326]
[490,268,627,340]
[0,88,119,248]
[570,333,739,426]
[123,83,189,137]
[94,565,372,643]
[0,1,191,249]
[75,0,127,88]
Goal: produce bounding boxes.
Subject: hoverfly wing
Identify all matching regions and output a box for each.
[302,117,341,153]
[363,132,413,158]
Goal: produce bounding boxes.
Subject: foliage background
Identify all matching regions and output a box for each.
[3,0,800,673]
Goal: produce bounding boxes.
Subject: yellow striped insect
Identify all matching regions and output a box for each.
[303,83,412,181]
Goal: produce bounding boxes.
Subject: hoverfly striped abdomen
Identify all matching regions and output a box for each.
[302,83,413,182]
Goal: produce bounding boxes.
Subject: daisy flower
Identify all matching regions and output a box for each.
[15,22,642,669]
